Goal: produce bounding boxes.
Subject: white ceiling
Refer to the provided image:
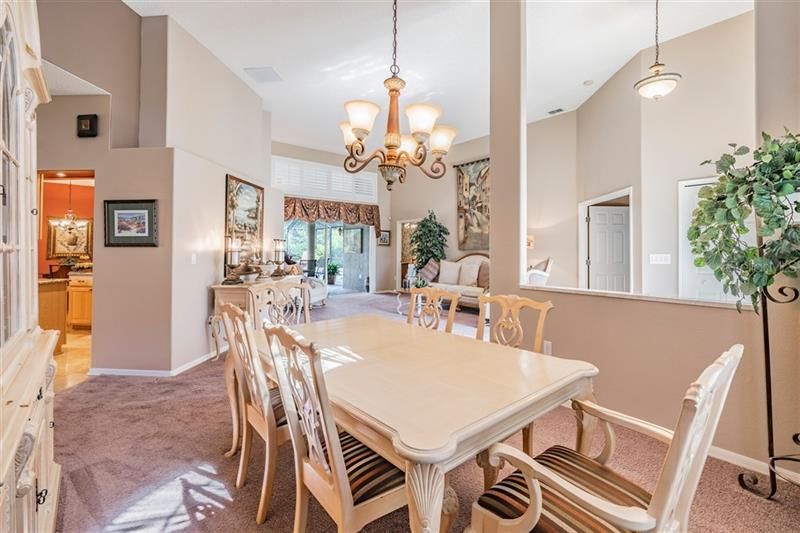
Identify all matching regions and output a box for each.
[42,60,109,96]
[123,0,752,154]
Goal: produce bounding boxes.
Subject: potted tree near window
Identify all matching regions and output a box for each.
[688,130,800,499]
[327,262,340,285]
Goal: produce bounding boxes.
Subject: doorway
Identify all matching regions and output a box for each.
[38,169,95,391]
[578,188,633,292]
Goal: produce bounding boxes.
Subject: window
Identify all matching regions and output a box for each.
[272,156,378,204]
[0,17,27,348]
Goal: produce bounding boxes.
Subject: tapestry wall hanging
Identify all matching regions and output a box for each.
[455,157,490,250]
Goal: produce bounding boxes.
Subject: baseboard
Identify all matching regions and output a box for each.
[89,351,217,378]
[709,445,800,485]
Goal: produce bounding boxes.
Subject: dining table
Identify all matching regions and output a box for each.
[265,314,600,533]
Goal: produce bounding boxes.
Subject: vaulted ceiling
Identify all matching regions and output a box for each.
[124,0,752,153]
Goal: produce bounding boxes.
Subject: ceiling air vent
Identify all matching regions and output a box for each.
[547,108,564,115]
[244,66,283,83]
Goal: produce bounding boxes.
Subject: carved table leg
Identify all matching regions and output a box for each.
[224,353,240,458]
[406,462,445,533]
[476,450,504,490]
[440,479,459,533]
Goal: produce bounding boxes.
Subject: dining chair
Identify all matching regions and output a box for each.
[249,281,311,326]
[406,286,461,333]
[476,294,554,458]
[265,325,408,533]
[467,344,743,533]
[219,303,291,524]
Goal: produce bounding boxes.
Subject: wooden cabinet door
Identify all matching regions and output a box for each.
[68,287,93,327]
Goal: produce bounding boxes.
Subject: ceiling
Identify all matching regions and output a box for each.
[124,0,752,154]
[42,60,109,96]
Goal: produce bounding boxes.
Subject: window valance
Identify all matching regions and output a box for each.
[283,197,382,237]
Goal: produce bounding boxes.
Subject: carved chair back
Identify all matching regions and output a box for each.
[406,286,460,333]
[249,281,311,327]
[219,303,275,422]
[476,294,553,352]
[265,325,354,510]
[647,345,743,531]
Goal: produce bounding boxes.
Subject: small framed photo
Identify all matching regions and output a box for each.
[378,230,391,246]
[104,200,158,247]
[77,114,98,137]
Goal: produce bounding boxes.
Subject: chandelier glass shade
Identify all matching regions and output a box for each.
[57,180,78,230]
[635,0,681,100]
[340,0,456,190]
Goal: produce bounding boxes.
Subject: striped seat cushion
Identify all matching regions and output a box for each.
[336,431,406,505]
[477,445,651,532]
[268,387,287,427]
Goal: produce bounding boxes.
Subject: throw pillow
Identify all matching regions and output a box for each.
[458,261,481,286]
[438,260,461,285]
[418,259,440,283]
[477,261,490,289]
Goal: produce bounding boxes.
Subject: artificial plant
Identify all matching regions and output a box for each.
[688,130,800,312]
[410,210,450,270]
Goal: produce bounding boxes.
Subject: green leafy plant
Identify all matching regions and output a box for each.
[688,130,800,312]
[327,263,341,276]
[413,278,429,289]
[410,211,450,270]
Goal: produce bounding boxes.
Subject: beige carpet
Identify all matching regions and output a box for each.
[54,293,800,532]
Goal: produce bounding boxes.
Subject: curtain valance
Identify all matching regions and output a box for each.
[284,197,382,237]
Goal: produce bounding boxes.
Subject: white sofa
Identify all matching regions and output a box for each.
[526,256,553,286]
[429,253,490,308]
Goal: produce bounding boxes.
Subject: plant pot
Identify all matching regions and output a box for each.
[328,274,336,285]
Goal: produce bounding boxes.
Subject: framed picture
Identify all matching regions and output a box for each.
[455,157,490,250]
[104,200,158,247]
[225,173,264,244]
[377,230,391,246]
[344,227,363,253]
[47,218,93,258]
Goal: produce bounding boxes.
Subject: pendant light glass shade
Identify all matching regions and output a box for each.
[634,63,682,100]
[344,100,380,139]
[430,125,458,155]
[339,121,357,147]
[405,103,440,142]
[399,134,417,155]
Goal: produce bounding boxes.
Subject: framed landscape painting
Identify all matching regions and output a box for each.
[455,157,490,250]
[225,174,264,244]
[104,200,158,246]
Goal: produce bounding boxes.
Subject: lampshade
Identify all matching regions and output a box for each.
[634,64,681,100]
[405,103,441,142]
[344,100,380,139]
[399,134,417,156]
[339,121,357,147]
[429,125,457,156]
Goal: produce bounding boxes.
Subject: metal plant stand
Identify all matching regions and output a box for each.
[738,285,800,498]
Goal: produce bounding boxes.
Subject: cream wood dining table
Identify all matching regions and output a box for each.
[256,315,599,533]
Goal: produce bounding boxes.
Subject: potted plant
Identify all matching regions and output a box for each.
[688,130,799,498]
[410,210,450,270]
[327,262,340,285]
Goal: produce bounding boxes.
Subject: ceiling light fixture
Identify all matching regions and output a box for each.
[340,0,456,190]
[58,180,77,230]
[634,0,682,100]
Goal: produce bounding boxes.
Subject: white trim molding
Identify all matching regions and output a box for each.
[709,445,800,486]
[89,351,216,378]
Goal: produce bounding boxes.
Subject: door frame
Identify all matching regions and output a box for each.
[577,186,634,291]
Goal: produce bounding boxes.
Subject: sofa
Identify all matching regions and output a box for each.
[425,253,490,309]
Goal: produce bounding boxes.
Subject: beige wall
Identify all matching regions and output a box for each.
[165,18,264,179]
[640,13,755,297]
[489,0,799,468]
[37,95,111,168]
[271,142,394,291]
[38,0,141,148]
[139,16,168,148]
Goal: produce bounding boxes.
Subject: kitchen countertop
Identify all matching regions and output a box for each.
[38,278,69,285]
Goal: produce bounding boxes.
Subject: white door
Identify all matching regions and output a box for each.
[678,178,757,302]
[588,206,630,292]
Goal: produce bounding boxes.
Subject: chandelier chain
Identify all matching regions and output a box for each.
[654,0,660,64]
[390,0,399,77]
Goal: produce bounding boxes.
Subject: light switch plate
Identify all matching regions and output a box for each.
[543,340,553,355]
[649,253,671,265]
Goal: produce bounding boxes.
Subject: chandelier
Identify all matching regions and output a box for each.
[58,180,77,230]
[634,0,682,99]
[340,0,457,190]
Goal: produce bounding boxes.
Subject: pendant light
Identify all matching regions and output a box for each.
[58,180,77,230]
[634,0,682,100]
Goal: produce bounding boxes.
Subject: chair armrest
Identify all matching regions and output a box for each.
[489,443,657,532]
[572,400,673,444]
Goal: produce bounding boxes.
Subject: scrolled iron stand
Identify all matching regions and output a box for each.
[738,284,800,499]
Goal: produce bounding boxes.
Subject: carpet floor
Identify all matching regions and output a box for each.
[55,294,800,532]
